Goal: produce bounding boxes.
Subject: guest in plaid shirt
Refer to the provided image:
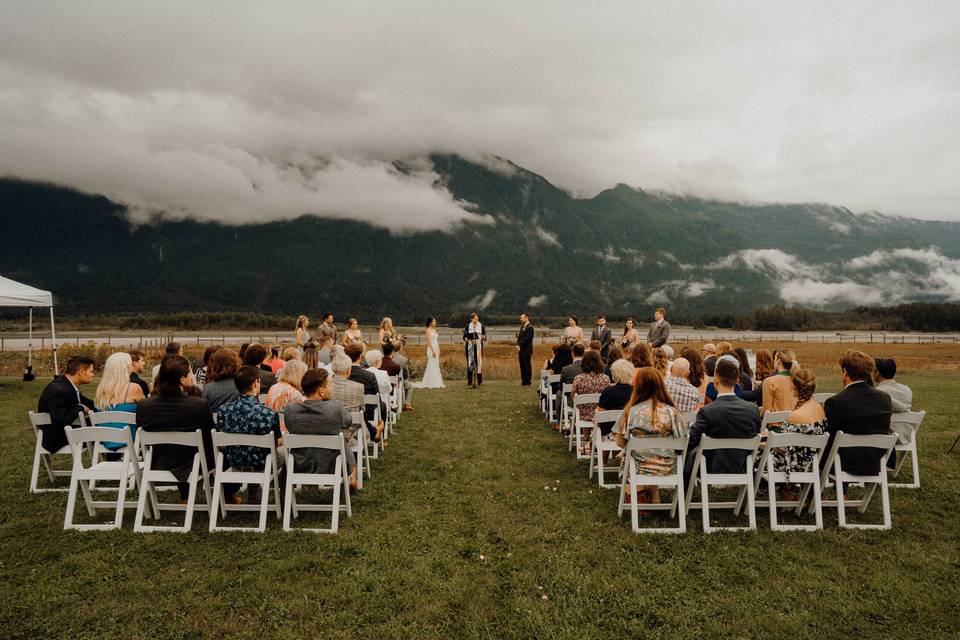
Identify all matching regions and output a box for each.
[664,357,702,413]
[218,366,282,471]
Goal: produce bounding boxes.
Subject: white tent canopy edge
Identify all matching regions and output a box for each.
[0,275,58,374]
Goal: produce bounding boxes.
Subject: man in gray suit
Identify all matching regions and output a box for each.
[647,307,671,347]
[590,315,613,360]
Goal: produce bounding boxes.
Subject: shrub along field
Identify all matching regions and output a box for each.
[1,362,959,638]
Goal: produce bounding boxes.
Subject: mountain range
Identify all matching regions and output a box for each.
[3,154,960,322]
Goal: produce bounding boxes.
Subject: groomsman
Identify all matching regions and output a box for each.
[591,315,612,360]
[516,313,534,386]
[648,307,671,347]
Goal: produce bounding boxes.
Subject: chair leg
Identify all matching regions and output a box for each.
[79,479,96,517]
[746,478,756,530]
[30,447,44,492]
[881,475,891,528]
[283,472,294,531]
[184,474,199,532]
[836,483,847,528]
[701,480,711,533]
[257,474,270,532]
[64,477,79,529]
[768,470,779,530]
[114,467,128,529]
[134,478,150,531]
[812,473,823,530]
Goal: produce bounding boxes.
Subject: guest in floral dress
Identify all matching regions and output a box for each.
[771,368,827,486]
[572,351,611,453]
[615,367,689,507]
[266,359,307,430]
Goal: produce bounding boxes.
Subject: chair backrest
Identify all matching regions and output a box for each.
[388,376,399,386]
[363,394,379,406]
[761,410,791,430]
[625,434,689,455]
[833,432,899,451]
[765,431,829,451]
[682,410,698,426]
[813,393,835,404]
[64,425,134,449]
[593,409,622,425]
[139,428,204,448]
[350,411,364,427]
[211,430,276,450]
[547,374,561,385]
[700,435,762,452]
[284,433,345,452]
[890,410,925,442]
[86,411,137,426]
[574,393,602,407]
[561,383,572,395]
[28,411,52,434]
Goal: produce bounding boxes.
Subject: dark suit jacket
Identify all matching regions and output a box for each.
[130,372,150,397]
[684,395,761,485]
[135,394,215,482]
[258,369,277,393]
[823,381,892,476]
[590,326,613,358]
[517,324,534,354]
[37,376,96,452]
[561,360,583,385]
[284,399,355,474]
[350,364,383,422]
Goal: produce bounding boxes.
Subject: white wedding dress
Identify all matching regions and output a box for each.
[417,329,445,389]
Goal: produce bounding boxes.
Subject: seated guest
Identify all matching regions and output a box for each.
[705,355,744,403]
[152,342,183,381]
[629,343,654,370]
[651,347,669,377]
[380,342,402,377]
[318,337,334,365]
[543,343,559,371]
[572,350,611,424]
[37,356,96,452]
[345,343,384,442]
[243,344,277,393]
[873,357,912,412]
[664,357,701,413]
[588,339,602,352]
[824,350,893,477]
[702,343,718,377]
[733,347,755,395]
[218,365,283,502]
[550,343,573,375]
[752,349,775,407]
[263,346,284,374]
[683,359,761,487]
[331,353,365,415]
[284,368,358,489]
[201,348,242,411]
[136,355,237,503]
[94,351,145,449]
[390,339,414,411]
[561,343,586,385]
[128,350,150,396]
[615,367,689,507]
[603,345,623,378]
[194,345,222,385]
[761,348,797,417]
[597,359,636,437]
[681,348,708,396]
[302,341,320,370]
[281,347,301,364]
[771,368,826,497]
[265,359,307,421]
[365,349,393,411]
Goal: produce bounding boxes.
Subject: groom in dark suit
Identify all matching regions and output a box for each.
[590,315,613,361]
[516,313,534,386]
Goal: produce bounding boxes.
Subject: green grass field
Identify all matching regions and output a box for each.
[1,373,958,639]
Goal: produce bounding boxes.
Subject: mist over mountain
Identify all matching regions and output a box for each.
[3,154,960,321]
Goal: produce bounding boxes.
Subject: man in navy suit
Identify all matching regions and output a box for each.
[683,358,761,486]
[823,350,892,476]
[516,313,535,386]
[37,356,96,452]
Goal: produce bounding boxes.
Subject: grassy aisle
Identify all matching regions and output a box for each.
[0,376,959,638]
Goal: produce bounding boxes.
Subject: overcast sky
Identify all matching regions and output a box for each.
[0,1,957,230]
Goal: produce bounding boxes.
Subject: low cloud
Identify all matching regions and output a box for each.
[533,225,561,247]
[593,246,621,263]
[778,278,886,306]
[711,249,821,279]
[526,294,548,308]
[466,289,497,311]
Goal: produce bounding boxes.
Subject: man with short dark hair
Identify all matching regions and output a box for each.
[561,343,586,385]
[242,343,277,393]
[590,315,612,360]
[128,350,150,396]
[873,357,912,413]
[152,342,183,381]
[516,313,534,386]
[345,343,384,442]
[380,342,401,377]
[647,307,671,347]
[683,359,761,486]
[823,350,892,477]
[37,356,96,452]
[317,313,338,345]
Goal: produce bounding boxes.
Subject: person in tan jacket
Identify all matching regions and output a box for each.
[761,348,798,417]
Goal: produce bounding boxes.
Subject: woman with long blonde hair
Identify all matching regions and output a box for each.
[378,317,395,346]
[295,315,310,349]
[95,351,145,449]
[266,359,307,428]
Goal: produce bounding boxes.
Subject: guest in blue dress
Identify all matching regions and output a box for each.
[95,352,146,449]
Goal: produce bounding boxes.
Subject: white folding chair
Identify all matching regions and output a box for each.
[209,431,283,533]
[28,411,74,493]
[135,429,211,533]
[813,393,835,404]
[754,432,830,531]
[559,383,573,429]
[538,369,550,414]
[617,435,689,533]
[685,435,763,532]
[545,374,561,422]
[816,431,898,529]
[63,425,143,531]
[681,410,699,428]
[364,395,382,460]
[761,411,791,433]
[283,433,353,534]
[589,410,623,488]
[889,410,925,488]
[570,394,601,459]
[349,411,369,488]
[387,375,401,433]
[82,411,138,492]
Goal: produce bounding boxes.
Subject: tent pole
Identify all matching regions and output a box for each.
[49,306,58,375]
[28,307,33,367]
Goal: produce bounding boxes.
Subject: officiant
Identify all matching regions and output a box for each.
[463,312,487,387]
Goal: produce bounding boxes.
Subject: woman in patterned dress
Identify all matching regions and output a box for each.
[615,367,689,507]
[266,359,307,431]
[770,368,827,495]
[572,351,611,454]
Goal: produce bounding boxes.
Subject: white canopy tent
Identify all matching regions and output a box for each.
[0,276,59,375]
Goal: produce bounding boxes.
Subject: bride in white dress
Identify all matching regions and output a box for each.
[416,316,445,389]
